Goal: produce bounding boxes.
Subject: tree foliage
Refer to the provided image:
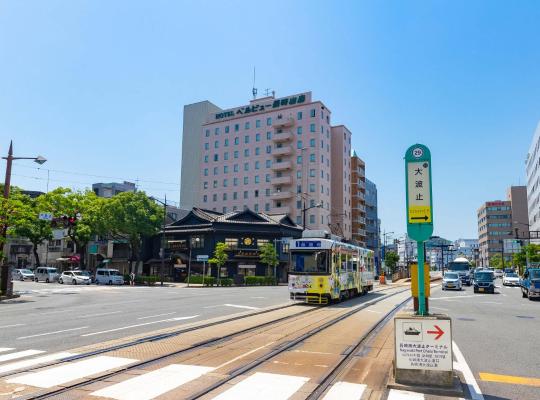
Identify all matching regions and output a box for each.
[489,254,503,269]
[260,242,279,276]
[385,251,400,274]
[513,243,540,274]
[209,242,229,284]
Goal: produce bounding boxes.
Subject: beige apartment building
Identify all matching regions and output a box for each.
[477,186,528,267]
[351,152,367,246]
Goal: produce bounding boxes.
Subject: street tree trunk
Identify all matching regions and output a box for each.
[32,242,40,267]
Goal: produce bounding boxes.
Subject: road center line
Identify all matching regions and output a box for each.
[215,341,276,370]
[0,323,26,329]
[17,326,89,340]
[81,315,199,337]
[78,311,123,318]
[223,303,260,310]
[453,341,484,400]
[479,372,540,387]
[137,312,176,320]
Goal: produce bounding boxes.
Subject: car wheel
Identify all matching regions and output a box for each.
[59,278,63,284]
[522,289,527,298]
[72,279,77,285]
[528,290,533,300]
[34,277,38,282]
[45,278,49,283]
[108,280,112,285]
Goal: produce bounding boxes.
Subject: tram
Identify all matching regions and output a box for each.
[288,231,374,304]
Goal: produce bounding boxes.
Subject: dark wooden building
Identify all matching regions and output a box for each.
[145,208,303,282]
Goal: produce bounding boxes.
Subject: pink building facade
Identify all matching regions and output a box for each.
[181,92,355,233]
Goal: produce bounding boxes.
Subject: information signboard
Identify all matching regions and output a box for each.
[196,255,209,262]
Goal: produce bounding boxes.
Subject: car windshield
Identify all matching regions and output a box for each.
[475,272,493,281]
[109,270,122,276]
[506,273,517,278]
[447,262,469,271]
[47,268,57,273]
[290,251,328,273]
[530,270,540,279]
[21,269,33,274]
[444,273,459,279]
[73,271,86,276]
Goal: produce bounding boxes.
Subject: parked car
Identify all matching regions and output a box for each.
[13,268,35,281]
[494,269,504,279]
[520,268,540,300]
[76,270,95,283]
[59,270,91,285]
[473,270,495,294]
[442,272,462,291]
[95,268,124,285]
[34,267,59,283]
[502,272,520,286]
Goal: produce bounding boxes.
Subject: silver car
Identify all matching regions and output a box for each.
[59,270,91,285]
[13,268,35,281]
[442,272,462,291]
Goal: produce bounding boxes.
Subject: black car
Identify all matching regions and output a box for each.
[473,270,495,294]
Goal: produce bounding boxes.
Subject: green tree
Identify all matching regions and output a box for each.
[385,251,400,274]
[102,191,162,272]
[260,242,279,283]
[513,243,540,274]
[0,186,30,264]
[489,254,503,270]
[209,242,229,285]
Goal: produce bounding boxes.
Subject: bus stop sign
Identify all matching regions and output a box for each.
[405,144,434,242]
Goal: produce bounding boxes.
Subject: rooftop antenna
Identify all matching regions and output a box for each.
[252,67,257,99]
[264,88,273,97]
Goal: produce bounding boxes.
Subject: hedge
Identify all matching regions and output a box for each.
[219,278,233,286]
[244,276,276,286]
[186,275,215,286]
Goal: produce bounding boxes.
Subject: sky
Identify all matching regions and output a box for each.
[1,0,539,241]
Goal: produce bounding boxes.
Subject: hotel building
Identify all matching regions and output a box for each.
[180,92,354,234]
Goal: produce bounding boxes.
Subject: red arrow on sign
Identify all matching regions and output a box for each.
[427,325,444,340]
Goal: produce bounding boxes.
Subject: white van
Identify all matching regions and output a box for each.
[34,267,59,283]
[95,269,124,285]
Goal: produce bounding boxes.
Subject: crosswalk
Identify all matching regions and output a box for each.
[0,348,462,400]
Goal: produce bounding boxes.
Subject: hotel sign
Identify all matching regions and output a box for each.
[215,93,308,120]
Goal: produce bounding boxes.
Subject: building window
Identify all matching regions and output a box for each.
[213,167,218,175]
[244,149,249,157]
[224,138,229,146]
[205,129,210,137]
[225,238,238,248]
[265,188,271,196]
[214,140,219,149]
[244,190,248,199]
[223,178,228,187]
[223,193,227,200]
[245,122,250,129]
[223,206,227,213]
[233,164,239,173]
[204,168,208,176]
[255,147,260,156]
[297,140,303,149]
[255,176,260,184]
[310,138,315,147]
[234,137,239,145]
[244,162,249,171]
[214,154,218,162]
[204,155,208,163]
[224,152,229,160]
[297,126,302,135]
[266,159,272,168]
[203,195,207,202]
[233,191,238,199]
[309,214,315,224]
[297,155,302,164]
[297,200,302,209]
[235,124,239,132]
[309,183,315,192]
[310,109,316,117]
[256,119,261,128]
[213,180,218,188]
[255,161,260,169]
[225,126,229,133]
[191,236,204,248]
[255,133,260,142]
[265,203,270,211]
[244,135,249,144]
[310,153,315,162]
[310,169,315,177]
[233,177,238,186]
[244,177,249,184]
[204,143,209,150]
[215,127,219,135]
[265,174,271,182]
[267,117,272,126]
[297,111,302,120]
[266,131,272,140]
[212,194,217,202]
[310,124,315,132]
[266,145,272,154]
[203,181,208,189]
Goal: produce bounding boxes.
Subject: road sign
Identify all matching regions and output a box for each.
[38,212,53,221]
[196,255,209,262]
[395,315,452,371]
[405,144,433,241]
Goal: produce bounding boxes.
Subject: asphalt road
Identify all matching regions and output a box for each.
[1,281,292,353]
[430,278,540,400]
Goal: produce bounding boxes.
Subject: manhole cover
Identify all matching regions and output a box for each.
[456,317,475,321]
[516,315,535,319]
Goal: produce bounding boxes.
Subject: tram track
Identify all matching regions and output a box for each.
[10,285,410,400]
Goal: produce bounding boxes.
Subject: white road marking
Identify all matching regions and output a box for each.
[81,315,199,337]
[90,364,214,400]
[453,341,484,400]
[387,389,424,399]
[323,382,366,400]
[215,342,276,370]
[293,350,334,355]
[365,309,383,314]
[250,296,266,299]
[17,326,89,340]
[137,312,176,320]
[0,350,45,363]
[431,294,478,301]
[0,348,14,353]
[0,352,75,374]
[78,311,123,318]
[0,323,25,329]
[223,303,260,310]
[211,372,309,400]
[481,301,502,305]
[430,306,449,311]
[7,355,136,388]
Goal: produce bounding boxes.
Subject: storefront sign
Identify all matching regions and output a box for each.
[214,93,307,120]
[234,250,259,258]
[295,240,321,248]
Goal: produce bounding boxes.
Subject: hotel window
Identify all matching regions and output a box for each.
[225,238,238,248]
[266,145,272,154]
[297,140,303,149]
[257,239,269,247]
[255,147,260,155]
[321,155,324,163]
[235,124,239,132]
[204,168,208,176]
[225,125,229,133]
[310,124,315,132]
[321,184,324,193]
[321,170,324,178]
[203,195,207,202]
[297,111,303,120]
[223,179,228,187]
[224,166,228,173]
[309,214,315,224]
[224,138,229,146]
[214,140,219,148]
[321,140,324,148]
[244,135,249,144]
[244,177,249,184]
[215,127,220,135]
[310,169,315,177]
[234,150,239,159]
[204,143,209,150]
[310,199,315,207]
[255,176,260,184]
[255,161,260,169]
[234,164,239,172]
[266,174,270,182]
[310,154,315,162]
[296,216,302,225]
[310,138,315,147]
[224,152,229,160]
[267,117,272,126]
[265,203,270,211]
[297,185,302,193]
[256,119,261,128]
[297,155,302,164]
[327,116,329,123]
[204,155,208,163]
[244,149,249,157]
[245,122,250,129]
[223,206,227,213]
[244,190,248,199]
[223,193,227,200]
[213,194,217,201]
[213,180,218,188]
[309,184,315,192]
[205,129,210,137]
[254,204,259,212]
[310,109,316,117]
[213,167,218,175]
[297,126,302,135]
[266,159,271,168]
[297,200,302,209]
[321,111,324,120]
[214,154,218,162]
[244,162,249,171]
[256,133,260,142]
[234,137,239,145]
[233,191,238,199]
[265,188,271,196]
[297,170,302,178]
[203,181,208,189]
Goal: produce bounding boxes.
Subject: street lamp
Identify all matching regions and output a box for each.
[381,231,394,276]
[187,237,200,287]
[1,141,47,296]
[514,221,531,273]
[302,201,323,230]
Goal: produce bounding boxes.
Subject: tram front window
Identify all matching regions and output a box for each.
[290,251,328,273]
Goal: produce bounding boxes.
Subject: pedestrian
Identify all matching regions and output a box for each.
[129,271,135,286]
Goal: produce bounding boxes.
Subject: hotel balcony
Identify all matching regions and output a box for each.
[272,116,295,128]
[272,131,293,142]
[270,206,291,215]
[271,176,293,185]
[356,229,367,237]
[272,145,293,157]
[271,161,292,171]
[271,191,293,200]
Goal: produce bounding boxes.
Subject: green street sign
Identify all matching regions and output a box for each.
[405,144,434,242]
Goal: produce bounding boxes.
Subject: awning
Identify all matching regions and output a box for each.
[56,257,70,261]
[69,255,80,262]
